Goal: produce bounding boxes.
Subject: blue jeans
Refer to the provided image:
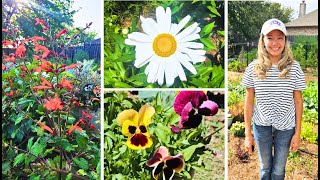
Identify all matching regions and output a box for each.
[253,123,295,180]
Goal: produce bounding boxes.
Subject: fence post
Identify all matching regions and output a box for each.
[246,42,249,66]
[305,41,309,61]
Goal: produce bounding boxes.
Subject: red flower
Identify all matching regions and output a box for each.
[43,94,63,111]
[64,63,79,70]
[31,36,46,44]
[82,110,91,120]
[38,122,54,135]
[60,77,73,91]
[2,28,9,33]
[2,64,5,71]
[35,18,47,26]
[4,55,15,63]
[39,60,53,72]
[34,44,50,59]
[2,40,13,47]
[67,121,83,136]
[16,44,26,58]
[55,29,67,39]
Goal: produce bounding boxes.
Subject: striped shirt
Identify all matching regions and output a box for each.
[242,60,306,130]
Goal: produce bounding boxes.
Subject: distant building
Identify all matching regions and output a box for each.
[285,1,318,36]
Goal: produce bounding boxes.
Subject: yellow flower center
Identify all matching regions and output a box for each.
[152,33,177,57]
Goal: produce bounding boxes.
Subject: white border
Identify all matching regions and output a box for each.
[224,1,229,179]
[100,0,104,179]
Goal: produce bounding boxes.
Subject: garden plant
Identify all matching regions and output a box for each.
[2,2,101,179]
[104,0,224,88]
[104,91,225,179]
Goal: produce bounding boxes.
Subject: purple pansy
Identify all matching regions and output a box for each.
[171,91,218,133]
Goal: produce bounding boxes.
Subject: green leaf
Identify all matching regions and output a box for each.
[154,123,170,144]
[76,135,88,149]
[66,173,72,180]
[31,142,43,156]
[27,137,34,151]
[2,161,11,174]
[207,6,221,17]
[14,153,25,166]
[74,158,89,170]
[61,139,73,152]
[77,169,87,176]
[180,143,204,161]
[200,38,217,50]
[200,22,215,37]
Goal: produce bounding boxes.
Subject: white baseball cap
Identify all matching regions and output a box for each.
[261,18,287,36]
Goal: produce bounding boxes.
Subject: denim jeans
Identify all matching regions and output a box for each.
[253,123,295,180]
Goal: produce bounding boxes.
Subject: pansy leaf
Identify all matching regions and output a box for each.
[180,143,204,161]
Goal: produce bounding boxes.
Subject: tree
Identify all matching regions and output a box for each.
[228,1,294,43]
[2,0,96,43]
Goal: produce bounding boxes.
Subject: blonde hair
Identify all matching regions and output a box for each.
[254,35,294,79]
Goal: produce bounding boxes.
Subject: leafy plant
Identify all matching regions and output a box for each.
[301,121,318,144]
[2,12,100,179]
[104,91,224,179]
[229,122,245,137]
[104,0,224,88]
[74,50,90,62]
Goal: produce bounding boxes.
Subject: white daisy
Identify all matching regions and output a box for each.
[125,6,206,87]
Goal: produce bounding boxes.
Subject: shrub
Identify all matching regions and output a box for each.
[74,50,89,61]
[230,121,245,137]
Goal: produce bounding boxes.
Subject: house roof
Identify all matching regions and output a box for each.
[285,9,318,27]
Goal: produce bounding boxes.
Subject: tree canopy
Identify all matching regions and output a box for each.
[228,1,294,43]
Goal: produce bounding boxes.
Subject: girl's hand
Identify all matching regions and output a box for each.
[245,134,255,153]
[290,133,300,151]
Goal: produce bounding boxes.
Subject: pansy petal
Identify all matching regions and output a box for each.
[138,104,155,126]
[152,161,164,179]
[147,146,169,167]
[170,125,181,134]
[117,109,138,125]
[174,91,202,115]
[122,120,137,137]
[163,167,175,180]
[127,133,152,150]
[191,91,208,108]
[179,103,203,129]
[199,100,219,116]
[165,154,184,173]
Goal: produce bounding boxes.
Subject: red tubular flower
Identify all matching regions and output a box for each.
[43,94,63,111]
[33,77,53,91]
[2,64,5,71]
[55,29,67,39]
[2,40,13,47]
[34,44,50,59]
[82,110,91,121]
[64,63,79,70]
[31,36,46,44]
[38,122,54,135]
[4,55,15,63]
[67,121,83,136]
[39,60,53,72]
[2,28,9,33]
[16,44,26,58]
[60,77,73,91]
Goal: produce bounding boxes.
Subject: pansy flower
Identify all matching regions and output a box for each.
[117,104,155,150]
[146,146,184,180]
[125,6,205,87]
[171,91,219,133]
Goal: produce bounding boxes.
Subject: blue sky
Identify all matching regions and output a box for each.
[72,0,102,39]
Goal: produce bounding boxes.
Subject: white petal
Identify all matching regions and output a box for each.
[134,44,154,68]
[178,34,200,43]
[156,61,165,86]
[189,55,207,63]
[155,6,172,33]
[140,16,159,38]
[179,47,206,56]
[128,32,153,43]
[170,15,191,36]
[178,42,204,49]
[174,59,187,81]
[177,53,197,74]
[164,59,176,87]
[146,58,161,83]
[175,22,198,41]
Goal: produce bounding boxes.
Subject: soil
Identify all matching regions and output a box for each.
[228,135,318,180]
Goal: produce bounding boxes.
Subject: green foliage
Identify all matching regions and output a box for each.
[228,59,246,72]
[301,122,318,144]
[291,36,318,69]
[104,91,224,179]
[104,0,224,88]
[302,81,318,111]
[229,122,245,137]
[74,50,90,62]
[2,3,100,179]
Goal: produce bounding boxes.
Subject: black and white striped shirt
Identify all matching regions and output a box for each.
[242,60,306,130]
